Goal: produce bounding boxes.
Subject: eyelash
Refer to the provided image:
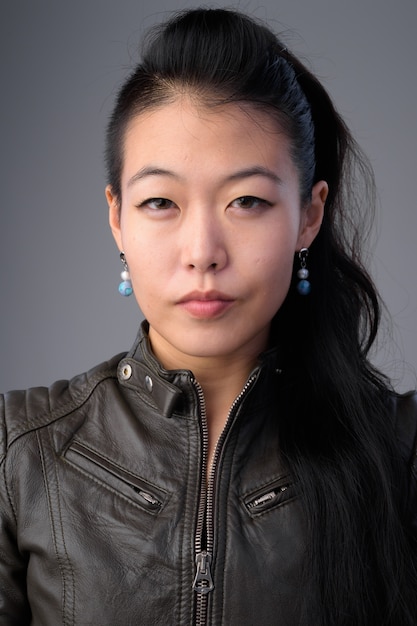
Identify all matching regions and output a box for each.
[137,198,176,210]
[136,195,272,212]
[231,196,272,210]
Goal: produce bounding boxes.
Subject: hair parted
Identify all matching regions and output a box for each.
[105,8,417,624]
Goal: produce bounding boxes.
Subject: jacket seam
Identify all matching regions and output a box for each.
[6,369,118,447]
[2,459,18,525]
[37,429,76,626]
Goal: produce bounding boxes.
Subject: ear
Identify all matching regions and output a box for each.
[106,185,123,252]
[296,180,328,250]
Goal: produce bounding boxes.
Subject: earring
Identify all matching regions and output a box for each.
[296,248,311,295]
[118,252,133,296]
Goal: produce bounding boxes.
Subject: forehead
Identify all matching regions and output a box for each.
[121,98,295,179]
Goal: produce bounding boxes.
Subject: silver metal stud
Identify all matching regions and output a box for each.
[120,363,132,381]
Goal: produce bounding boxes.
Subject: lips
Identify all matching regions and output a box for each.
[177,290,235,319]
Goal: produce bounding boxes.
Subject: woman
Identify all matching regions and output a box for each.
[1,8,416,625]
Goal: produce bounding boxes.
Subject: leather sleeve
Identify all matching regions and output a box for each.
[0,360,120,625]
[0,395,32,625]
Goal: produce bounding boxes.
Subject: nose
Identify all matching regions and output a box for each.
[180,208,228,273]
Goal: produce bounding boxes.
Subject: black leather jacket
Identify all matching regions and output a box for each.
[1,325,416,625]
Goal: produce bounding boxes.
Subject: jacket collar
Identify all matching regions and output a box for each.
[116,321,283,419]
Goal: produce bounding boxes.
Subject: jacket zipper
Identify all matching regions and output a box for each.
[247,486,289,508]
[191,373,258,626]
[192,379,211,626]
[245,482,293,512]
[67,440,164,512]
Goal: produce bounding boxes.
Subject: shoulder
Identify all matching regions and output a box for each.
[0,353,126,461]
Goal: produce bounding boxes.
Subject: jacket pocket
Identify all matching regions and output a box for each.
[242,475,297,517]
[63,440,169,514]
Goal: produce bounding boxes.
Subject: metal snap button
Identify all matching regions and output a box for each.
[120,363,132,381]
[145,375,153,393]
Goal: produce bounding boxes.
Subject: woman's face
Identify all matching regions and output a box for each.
[108,98,327,370]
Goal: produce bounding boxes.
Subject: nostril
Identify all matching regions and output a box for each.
[188,261,219,272]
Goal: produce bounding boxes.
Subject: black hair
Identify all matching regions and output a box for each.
[106,9,316,204]
[105,8,417,624]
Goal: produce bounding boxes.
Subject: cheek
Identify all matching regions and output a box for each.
[253,245,296,301]
[126,244,173,310]
[252,237,296,275]
[124,230,166,274]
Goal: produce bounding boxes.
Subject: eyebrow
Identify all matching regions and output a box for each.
[127,167,179,187]
[127,165,283,187]
[227,166,283,185]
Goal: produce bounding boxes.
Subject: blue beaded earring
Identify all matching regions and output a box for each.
[118,252,133,296]
[296,247,311,295]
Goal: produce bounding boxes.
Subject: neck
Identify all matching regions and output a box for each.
[147,327,263,467]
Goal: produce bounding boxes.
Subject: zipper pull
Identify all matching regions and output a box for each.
[192,550,214,594]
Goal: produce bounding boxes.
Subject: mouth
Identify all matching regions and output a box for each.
[177,291,235,319]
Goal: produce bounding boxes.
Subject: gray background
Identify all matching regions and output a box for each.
[1,0,416,392]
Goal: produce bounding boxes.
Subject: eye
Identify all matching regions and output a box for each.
[137,197,176,211]
[230,196,272,210]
